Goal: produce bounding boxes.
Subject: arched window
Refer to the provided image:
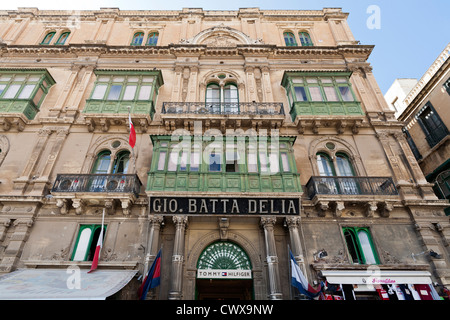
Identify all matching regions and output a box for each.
[112,150,130,174]
[316,153,335,176]
[283,32,297,46]
[91,150,131,174]
[91,150,112,174]
[131,32,144,46]
[299,32,313,46]
[206,83,221,113]
[343,227,379,265]
[55,32,70,45]
[146,32,159,46]
[336,153,355,176]
[71,225,106,261]
[223,83,239,113]
[41,32,56,45]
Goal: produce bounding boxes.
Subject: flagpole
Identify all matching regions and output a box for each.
[288,244,293,300]
[127,106,137,173]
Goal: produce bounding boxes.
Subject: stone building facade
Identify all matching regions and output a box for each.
[0,7,448,300]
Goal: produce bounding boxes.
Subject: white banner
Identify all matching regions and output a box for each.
[197,269,252,279]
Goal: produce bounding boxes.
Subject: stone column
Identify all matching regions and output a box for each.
[168,215,188,300]
[261,217,282,300]
[144,215,164,275]
[285,217,306,274]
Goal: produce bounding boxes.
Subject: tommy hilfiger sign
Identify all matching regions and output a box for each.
[150,197,300,215]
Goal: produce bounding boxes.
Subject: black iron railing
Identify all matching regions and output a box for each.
[162,102,285,115]
[51,174,142,196]
[306,176,398,199]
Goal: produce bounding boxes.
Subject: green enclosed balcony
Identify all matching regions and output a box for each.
[82,69,163,132]
[281,71,365,133]
[0,69,55,129]
[147,135,302,194]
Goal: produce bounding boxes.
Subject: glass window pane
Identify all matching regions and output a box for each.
[335,77,347,83]
[123,85,137,100]
[358,231,377,264]
[91,84,107,99]
[0,75,12,81]
[259,152,268,172]
[127,76,139,82]
[323,86,339,101]
[248,152,258,173]
[72,228,92,261]
[3,84,21,99]
[336,154,354,176]
[28,76,41,82]
[138,86,151,100]
[180,151,188,171]
[107,85,122,100]
[167,151,178,171]
[18,84,36,99]
[142,77,154,83]
[190,151,200,171]
[281,153,290,172]
[157,151,166,170]
[294,86,307,101]
[92,152,111,174]
[306,78,318,83]
[209,152,221,172]
[317,154,334,176]
[339,86,354,101]
[97,76,110,82]
[309,86,323,101]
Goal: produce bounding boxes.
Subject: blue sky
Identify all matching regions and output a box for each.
[1,0,448,94]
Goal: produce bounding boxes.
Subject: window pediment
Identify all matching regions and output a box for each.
[180,25,263,46]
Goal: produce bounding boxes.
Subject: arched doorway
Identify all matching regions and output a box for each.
[196,241,253,300]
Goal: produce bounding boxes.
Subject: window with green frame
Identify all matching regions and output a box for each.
[146,32,159,46]
[55,31,70,45]
[152,137,294,175]
[89,73,154,102]
[131,32,144,46]
[299,32,313,46]
[283,32,297,46]
[40,31,55,45]
[286,74,356,104]
[0,70,55,119]
[343,227,379,265]
[71,224,106,261]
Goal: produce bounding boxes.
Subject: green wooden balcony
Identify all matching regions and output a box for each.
[289,100,364,122]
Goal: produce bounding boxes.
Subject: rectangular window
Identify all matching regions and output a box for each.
[247,152,258,173]
[417,103,449,147]
[18,84,36,99]
[107,84,122,100]
[281,152,290,172]
[294,87,308,101]
[179,151,188,171]
[91,84,107,99]
[123,85,137,100]
[167,150,178,171]
[209,152,221,172]
[190,151,200,172]
[323,86,339,101]
[3,84,21,99]
[157,151,166,170]
[338,86,354,101]
[308,86,323,101]
[259,152,268,173]
[138,86,152,100]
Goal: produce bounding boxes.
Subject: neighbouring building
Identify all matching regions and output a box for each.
[386,43,450,215]
[0,7,448,300]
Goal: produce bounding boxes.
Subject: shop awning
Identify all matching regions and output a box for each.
[320,270,433,285]
[0,268,137,300]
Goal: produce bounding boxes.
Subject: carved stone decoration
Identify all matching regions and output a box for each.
[219,217,229,240]
[181,24,264,46]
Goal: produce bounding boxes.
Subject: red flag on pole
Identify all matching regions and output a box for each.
[128,113,136,148]
[88,208,105,273]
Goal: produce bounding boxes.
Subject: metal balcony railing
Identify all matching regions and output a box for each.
[306,176,398,199]
[161,102,284,115]
[51,174,142,197]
